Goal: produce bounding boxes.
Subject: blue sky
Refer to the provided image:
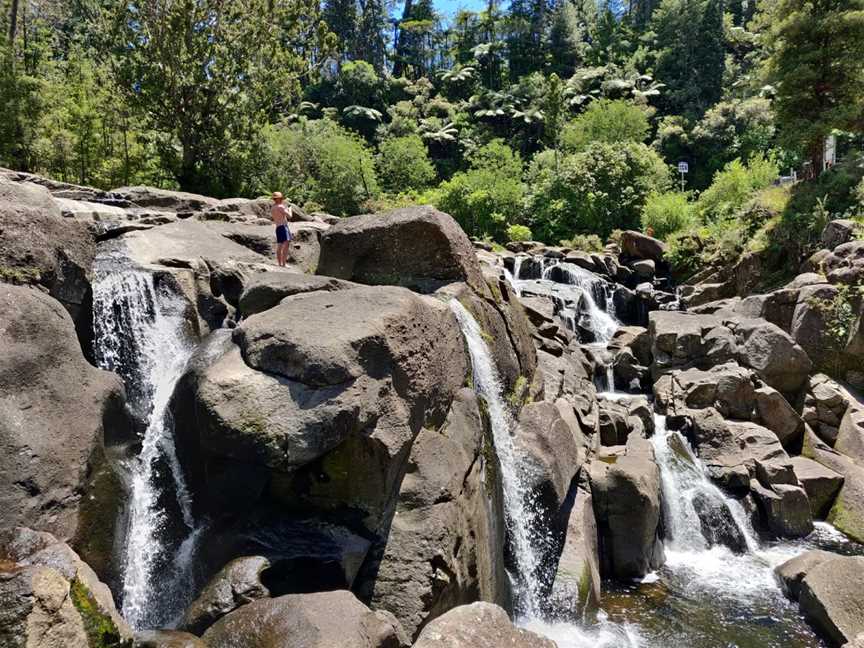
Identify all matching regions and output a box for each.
[434,0,489,15]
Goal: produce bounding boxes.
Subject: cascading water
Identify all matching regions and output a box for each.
[541,262,619,344]
[450,300,641,647]
[449,300,546,617]
[93,253,198,630]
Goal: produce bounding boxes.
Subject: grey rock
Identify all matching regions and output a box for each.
[790,456,844,519]
[798,555,864,646]
[238,272,356,316]
[775,549,836,599]
[620,230,667,261]
[412,602,555,648]
[135,631,208,648]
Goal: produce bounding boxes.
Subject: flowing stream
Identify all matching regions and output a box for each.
[93,254,199,629]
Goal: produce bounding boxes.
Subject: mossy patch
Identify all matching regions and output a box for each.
[0,265,42,284]
[70,579,129,648]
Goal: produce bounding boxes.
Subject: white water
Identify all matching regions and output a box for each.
[93,258,197,629]
[450,300,545,617]
[542,262,619,343]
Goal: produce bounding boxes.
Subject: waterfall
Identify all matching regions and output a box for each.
[542,262,618,344]
[93,254,198,630]
[449,300,546,617]
[651,415,758,554]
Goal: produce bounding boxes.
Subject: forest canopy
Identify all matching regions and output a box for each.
[1,0,863,265]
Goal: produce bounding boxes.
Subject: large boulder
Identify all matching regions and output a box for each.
[732,317,812,393]
[0,176,97,345]
[548,486,601,620]
[316,206,487,294]
[588,435,663,579]
[822,219,861,250]
[363,389,509,639]
[775,549,836,599]
[412,602,555,648]
[790,456,844,519]
[803,374,851,446]
[620,230,667,262]
[134,631,208,648]
[110,185,219,212]
[181,556,271,635]
[835,403,864,465]
[654,363,756,421]
[0,527,131,648]
[201,590,409,648]
[0,285,132,577]
[798,555,864,646]
[824,240,864,286]
[173,285,467,536]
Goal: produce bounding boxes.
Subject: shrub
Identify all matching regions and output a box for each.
[435,140,525,241]
[560,99,650,151]
[560,234,604,251]
[526,141,671,242]
[641,191,697,240]
[697,155,779,220]
[506,224,533,242]
[258,119,378,216]
[376,135,437,193]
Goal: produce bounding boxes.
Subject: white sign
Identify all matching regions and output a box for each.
[678,161,689,174]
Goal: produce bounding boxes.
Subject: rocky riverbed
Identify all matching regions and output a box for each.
[1,167,864,648]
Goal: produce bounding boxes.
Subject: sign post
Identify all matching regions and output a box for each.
[677,161,689,193]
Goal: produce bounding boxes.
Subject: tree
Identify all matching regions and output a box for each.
[107,0,334,196]
[652,0,725,118]
[560,98,650,150]
[393,0,438,78]
[376,134,436,192]
[323,0,357,64]
[356,0,388,71]
[548,0,585,77]
[764,0,864,172]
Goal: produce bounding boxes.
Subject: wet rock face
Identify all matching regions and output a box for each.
[201,590,410,648]
[317,206,488,294]
[0,285,132,573]
[691,492,748,553]
[412,602,555,648]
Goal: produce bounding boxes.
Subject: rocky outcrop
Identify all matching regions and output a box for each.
[588,435,663,579]
[548,486,600,620]
[363,389,509,639]
[412,602,555,648]
[181,556,271,635]
[237,272,355,317]
[620,230,667,262]
[790,456,844,519]
[0,176,98,348]
[201,590,409,648]
[134,630,209,647]
[110,185,219,212]
[0,527,131,648]
[0,285,132,577]
[777,552,864,646]
[317,206,487,294]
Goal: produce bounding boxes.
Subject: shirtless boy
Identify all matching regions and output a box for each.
[271,192,293,267]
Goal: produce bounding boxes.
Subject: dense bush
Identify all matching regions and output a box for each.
[434,140,525,241]
[697,155,779,220]
[258,119,378,216]
[561,233,604,251]
[376,134,436,193]
[560,99,650,151]
[507,224,533,242]
[641,191,696,240]
[527,141,671,242]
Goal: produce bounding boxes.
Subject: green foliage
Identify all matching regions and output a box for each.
[259,119,378,216]
[70,579,128,648]
[765,0,864,166]
[808,285,864,372]
[526,141,671,242]
[641,191,697,240]
[560,233,604,252]
[434,140,525,241]
[506,224,533,242]
[376,135,436,193]
[697,155,779,220]
[561,99,650,151]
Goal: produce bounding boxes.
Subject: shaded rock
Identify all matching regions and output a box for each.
[181,556,270,635]
[317,206,486,294]
[732,317,812,393]
[548,487,600,620]
[412,602,555,648]
[823,220,860,250]
[631,259,655,279]
[201,590,409,648]
[750,479,814,538]
[790,457,844,519]
[775,549,836,599]
[798,555,864,646]
[824,240,864,286]
[692,492,748,553]
[0,285,132,574]
[238,272,356,316]
[588,435,663,578]
[620,230,667,262]
[835,404,864,465]
[364,389,509,639]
